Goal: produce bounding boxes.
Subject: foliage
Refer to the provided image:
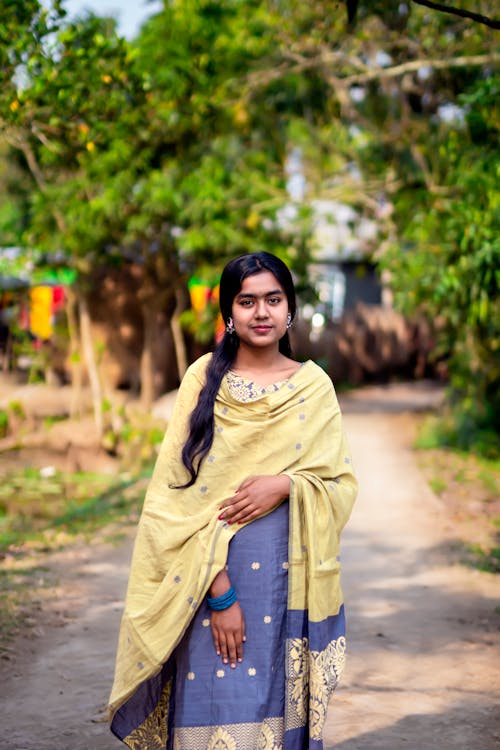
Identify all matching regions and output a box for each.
[0,143,30,246]
[0,0,498,431]
[109,413,166,473]
[180,302,221,345]
[0,1,66,245]
[416,411,499,459]
[381,74,499,451]
[0,2,301,270]
[0,1,317,404]
[0,410,8,438]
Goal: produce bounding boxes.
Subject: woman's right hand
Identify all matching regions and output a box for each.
[211,601,246,669]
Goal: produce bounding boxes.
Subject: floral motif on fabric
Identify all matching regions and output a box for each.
[286,635,346,739]
[207,727,237,750]
[258,719,282,749]
[225,371,287,402]
[174,717,283,749]
[123,678,172,749]
[287,637,309,725]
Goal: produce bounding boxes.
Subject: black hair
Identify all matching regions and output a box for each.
[177,252,296,488]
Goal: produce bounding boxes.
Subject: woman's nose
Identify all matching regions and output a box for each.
[255,300,269,317]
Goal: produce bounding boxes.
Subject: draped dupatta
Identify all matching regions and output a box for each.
[109,354,357,748]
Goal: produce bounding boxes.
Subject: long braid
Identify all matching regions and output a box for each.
[176,333,238,488]
[175,252,296,489]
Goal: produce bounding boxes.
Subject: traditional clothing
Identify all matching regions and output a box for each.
[109,354,357,749]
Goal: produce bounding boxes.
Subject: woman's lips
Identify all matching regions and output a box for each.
[252,325,272,333]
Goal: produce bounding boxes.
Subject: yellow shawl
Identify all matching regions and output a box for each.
[109,353,357,738]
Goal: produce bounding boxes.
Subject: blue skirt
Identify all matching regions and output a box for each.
[171,501,289,749]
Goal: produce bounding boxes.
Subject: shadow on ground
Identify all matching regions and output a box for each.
[327,700,499,750]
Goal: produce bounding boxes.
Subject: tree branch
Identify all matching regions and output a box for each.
[3,127,68,234]
[409,143,453,195]
[335,53,500,86]
[245,51,500,94]
[4,129,48,191]
[283,47,369,74]
[31,122,60,152]
[411,0,500,30]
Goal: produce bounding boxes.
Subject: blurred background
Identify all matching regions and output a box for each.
[0,1,498,595]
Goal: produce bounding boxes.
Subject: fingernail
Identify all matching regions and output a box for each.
[243,636,246,642]
[231,663,235,669]
[238,658,242,662]
[223,658,228,664]
[218,515,224,520]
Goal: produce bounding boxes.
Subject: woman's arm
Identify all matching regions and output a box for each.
[209,570,246,669]
[209,569,232,598]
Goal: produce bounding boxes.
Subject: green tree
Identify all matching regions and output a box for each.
[257,0,499,447]
[0,1,308,412]
[0,4,148,424]
[1,0,498,445]
[382,76,499,452]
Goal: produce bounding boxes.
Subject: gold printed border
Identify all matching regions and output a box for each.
[286,636,346,740]
[123,679,172,750]
[174,717,283,749]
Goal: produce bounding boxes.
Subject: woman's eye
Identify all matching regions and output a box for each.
[268,297,281,304]
[240,299,253,307]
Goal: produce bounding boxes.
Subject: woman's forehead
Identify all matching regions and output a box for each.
[238,271,283,296]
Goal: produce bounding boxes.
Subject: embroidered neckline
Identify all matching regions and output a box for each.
[225,371,288,402]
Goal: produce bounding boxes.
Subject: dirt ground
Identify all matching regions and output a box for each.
[0,382,499,750]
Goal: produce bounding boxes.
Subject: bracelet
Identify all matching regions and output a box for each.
[207,586,237,611]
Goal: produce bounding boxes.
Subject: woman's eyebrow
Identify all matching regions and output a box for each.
[236,289,283,299]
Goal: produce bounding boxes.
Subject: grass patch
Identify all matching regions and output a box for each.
[464,544,500,574]
[415,413,499,458]
[415,416,499,574]
[429,477,447,495]
[0,466,152,644]
[0,468,151,550]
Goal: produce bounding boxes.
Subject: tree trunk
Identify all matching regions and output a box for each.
[65,287,84,418]
[79,294,103,437]
[171,286,188,381]
[139,302,157,411]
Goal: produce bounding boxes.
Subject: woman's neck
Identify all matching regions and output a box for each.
[233,344,284,373]
[231,345,300,385]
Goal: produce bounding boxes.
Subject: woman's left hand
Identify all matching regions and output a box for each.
[219,474,290,525]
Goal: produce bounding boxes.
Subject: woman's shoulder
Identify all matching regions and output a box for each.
[299,360,339,398]
[184,352,212,381]
[301,359,333,383]
[174,354,211,403]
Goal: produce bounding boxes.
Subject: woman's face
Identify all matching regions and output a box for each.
[231,271,289,350]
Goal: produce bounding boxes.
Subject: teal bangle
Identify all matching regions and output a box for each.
[207,587,237,611]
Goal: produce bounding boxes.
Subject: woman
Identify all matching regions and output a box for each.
[109,252,357,750]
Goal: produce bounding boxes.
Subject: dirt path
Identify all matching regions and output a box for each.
[323,408,499,749]
[1,385,499,749]
[0,542,131,750]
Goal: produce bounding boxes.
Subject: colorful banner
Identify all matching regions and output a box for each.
[29,285,65,340]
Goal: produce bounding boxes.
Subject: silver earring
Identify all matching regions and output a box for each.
[226,317,235,334]
[286,313,292,329]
